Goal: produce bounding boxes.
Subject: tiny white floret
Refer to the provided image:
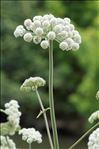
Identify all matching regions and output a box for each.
[47,31,56,40]
[24,19,32,30]
[40,40,49,49]
[72,43,79,51]
[59,42,68,51]
[23,33,33,42]
[35,27,43,36]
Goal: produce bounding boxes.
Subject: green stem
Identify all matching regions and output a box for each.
[35,89,54,149]
[6,136,11,149]
[68,122,99,149]
[49,40,60,149]
[29,143,31,149]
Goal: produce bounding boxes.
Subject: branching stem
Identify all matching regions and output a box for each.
[68,122,99,149]
[35,89,54,149]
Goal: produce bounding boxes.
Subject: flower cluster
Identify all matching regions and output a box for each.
[19,128,42,144]
[4,100,21,135]
[96,90,99,100]
[88,111,99,124]
[0,136,16,149]
[20,77,46,91]
[14,14,81,51]
[88,128,99,149]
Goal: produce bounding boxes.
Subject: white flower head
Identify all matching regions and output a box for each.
[88,128,99,149]
[19,128,42,144]
[14,14,81,51]
[88,111,99,123]
[3,100,21,135]
[96,90,99,100]
[20,77,46,91]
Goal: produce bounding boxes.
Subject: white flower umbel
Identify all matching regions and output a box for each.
[88,128,99,149]
[20,77,46,91]
[96,90,99,100]
[14,14,81,51]
[88,111,99,124]
[19,128,42,144]
[4,100,21,135]
[0,136,16,149]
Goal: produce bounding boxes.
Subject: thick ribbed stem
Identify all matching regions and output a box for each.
[49,40,60,149]
[35,89,54,149]
[68,122,99,149]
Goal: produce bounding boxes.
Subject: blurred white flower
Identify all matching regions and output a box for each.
[14,14,81,51]
[88,111,99,123]
[4,100,21,135]
[88,128,99,149]
[19,128,42,144]
[96,90,99,100]
[0,136,16,149]
[20,77,46,91]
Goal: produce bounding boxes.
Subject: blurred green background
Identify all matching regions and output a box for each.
[1,0,99,148]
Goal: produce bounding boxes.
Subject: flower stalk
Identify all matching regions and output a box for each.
[29,143,31,149]
[49,40,60,149]
[68,122,99,149]
[35,89,54,149]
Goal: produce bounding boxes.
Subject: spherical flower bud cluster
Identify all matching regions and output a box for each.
[14,14,81,51]
[88,128,99,149]
[88,111,99,124]
[40,40,49,49]
[19,128,42,144]
[4,100,21,135]
[20,77,46,91]
[0,136,16,149]
[14,25,26,38]
[23,33,33,42]
[24,19,32,30]
[96,90,99,100]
